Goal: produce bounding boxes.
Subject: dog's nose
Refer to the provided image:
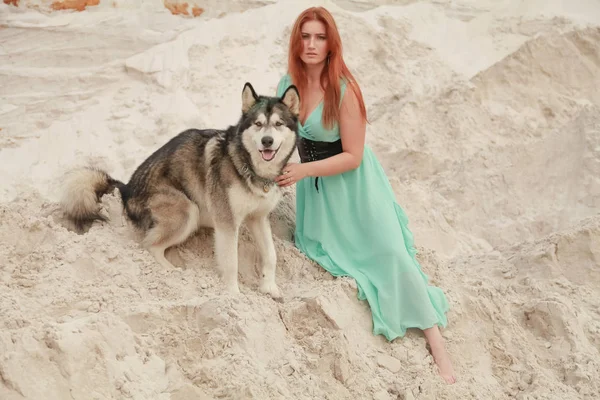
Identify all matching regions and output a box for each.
[261,136,274,148]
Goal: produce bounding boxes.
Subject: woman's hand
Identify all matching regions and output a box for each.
[275,162,309,187]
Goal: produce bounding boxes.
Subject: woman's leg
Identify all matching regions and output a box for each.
[423,325,456,384]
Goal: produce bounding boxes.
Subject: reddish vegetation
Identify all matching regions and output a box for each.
[3,0,203,17]
[51,0,100,11]
[164,1,188,15]
[163,1,204,17]
[191,5,203,17]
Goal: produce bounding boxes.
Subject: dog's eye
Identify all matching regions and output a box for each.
[255,121,263,127]
[275,121,283,126]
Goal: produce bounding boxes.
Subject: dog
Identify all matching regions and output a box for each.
[59,82,301,298]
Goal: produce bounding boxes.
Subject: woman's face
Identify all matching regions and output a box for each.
[299,20,329,65]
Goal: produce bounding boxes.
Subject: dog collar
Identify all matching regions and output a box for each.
[261,180,277,193]
[239,164,276,193]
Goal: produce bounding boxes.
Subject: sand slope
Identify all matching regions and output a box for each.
[1,0,599,399]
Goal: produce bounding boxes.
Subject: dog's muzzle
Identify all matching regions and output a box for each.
[259,135,278,161]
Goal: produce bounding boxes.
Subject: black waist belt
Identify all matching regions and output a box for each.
[297,137,343,192]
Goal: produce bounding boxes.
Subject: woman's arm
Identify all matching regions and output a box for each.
[303,87,367,177]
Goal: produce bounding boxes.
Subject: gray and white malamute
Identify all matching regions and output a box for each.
[60,82,300,298]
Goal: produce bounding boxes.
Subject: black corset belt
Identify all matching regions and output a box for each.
[297,137,343,192]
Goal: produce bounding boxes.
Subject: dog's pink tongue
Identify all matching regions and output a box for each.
[261,150,275,161]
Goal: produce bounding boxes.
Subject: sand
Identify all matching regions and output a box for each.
[1,0,600,399]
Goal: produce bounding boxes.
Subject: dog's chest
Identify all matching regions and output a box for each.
[228,184,281,218]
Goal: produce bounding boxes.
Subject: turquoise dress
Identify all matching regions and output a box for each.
[277,74,450,341]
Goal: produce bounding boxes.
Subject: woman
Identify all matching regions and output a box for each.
[274,7,456,384]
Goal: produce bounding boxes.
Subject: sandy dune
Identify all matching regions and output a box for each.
[1,0,599,399]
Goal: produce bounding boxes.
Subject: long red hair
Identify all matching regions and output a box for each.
[288,7,368,129]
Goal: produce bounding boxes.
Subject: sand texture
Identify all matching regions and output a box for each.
[1,0,600,399]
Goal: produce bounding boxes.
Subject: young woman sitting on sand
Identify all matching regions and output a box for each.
[273,6,456,384]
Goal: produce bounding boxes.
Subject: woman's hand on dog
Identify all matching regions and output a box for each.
[276,162,308,187]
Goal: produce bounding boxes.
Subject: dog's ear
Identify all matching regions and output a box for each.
[242,82,259,113]
[281,85,300,116]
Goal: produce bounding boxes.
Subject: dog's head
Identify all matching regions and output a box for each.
[237,82,300,179]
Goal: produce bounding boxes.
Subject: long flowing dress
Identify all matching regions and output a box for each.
[277,74,450,341]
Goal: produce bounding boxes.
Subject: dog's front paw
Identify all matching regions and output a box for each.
[259,279,282,299]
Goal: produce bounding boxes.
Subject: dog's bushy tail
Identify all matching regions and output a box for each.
[60,167,125,232]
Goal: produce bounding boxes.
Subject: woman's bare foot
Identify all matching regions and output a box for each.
[423,326,456,384]
[431,345,456,384]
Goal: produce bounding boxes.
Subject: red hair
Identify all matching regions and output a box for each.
[288,7,368,129]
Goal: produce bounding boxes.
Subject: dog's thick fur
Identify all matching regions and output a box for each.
[60,82,301,297]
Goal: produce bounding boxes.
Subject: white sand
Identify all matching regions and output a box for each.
[1,0,600,398]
